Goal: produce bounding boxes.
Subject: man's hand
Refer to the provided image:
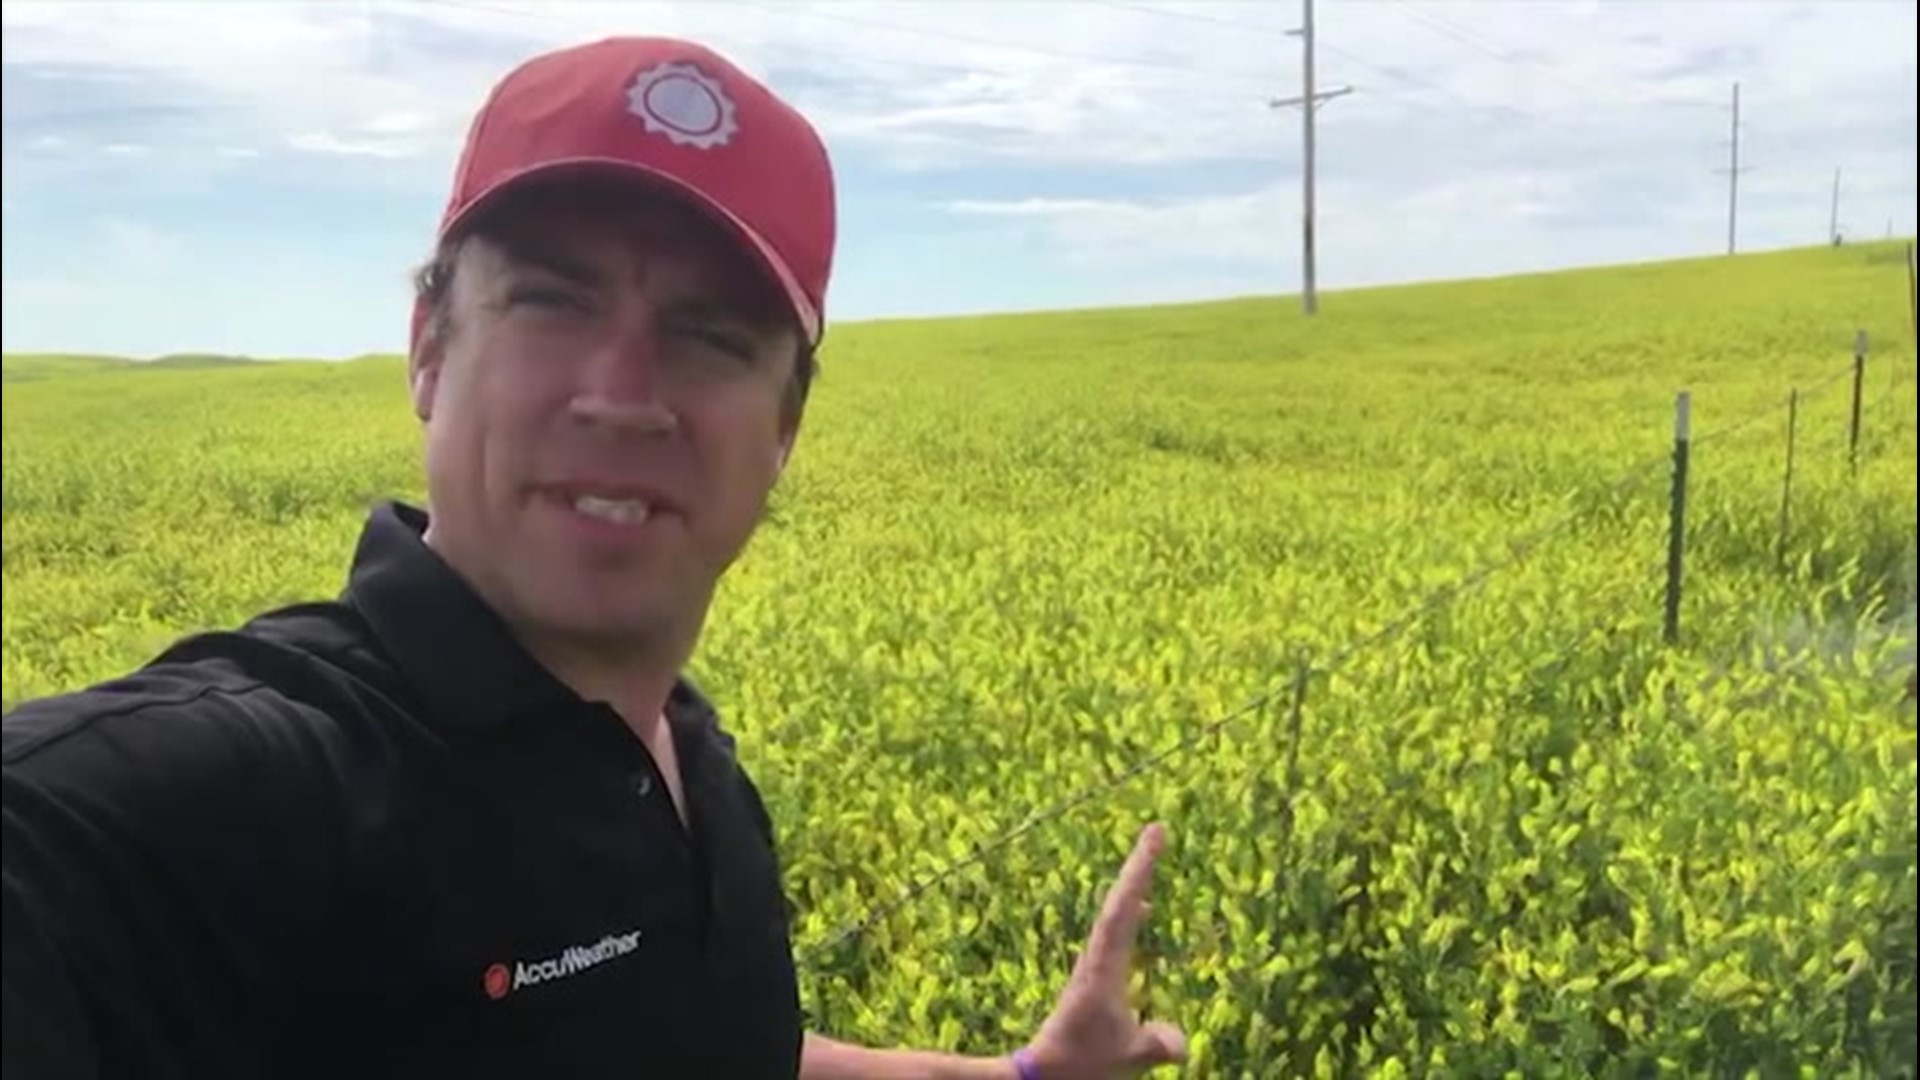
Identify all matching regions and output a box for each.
[1022,823,1187,1079]
[797,824,1186,1080]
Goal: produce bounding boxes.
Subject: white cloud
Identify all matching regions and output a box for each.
[1,0,1914,344]
[0,5,1863,153]
[934,142,1906,291]
[287,130,418,159]
[945,198,1128,218]
[3,1,468,174]
[279,109,445,158]
[967,188,1290,268]
[361,110,435,136]
[2,0,1911,177]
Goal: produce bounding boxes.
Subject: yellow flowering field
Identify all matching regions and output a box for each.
[5,241,1915,1075]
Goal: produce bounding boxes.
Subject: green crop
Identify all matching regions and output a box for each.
[5,241,1915,1076]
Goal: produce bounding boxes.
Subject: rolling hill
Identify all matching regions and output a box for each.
[3,241,1916,1075]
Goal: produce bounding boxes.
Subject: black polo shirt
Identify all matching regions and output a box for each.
[1,501,804,1078]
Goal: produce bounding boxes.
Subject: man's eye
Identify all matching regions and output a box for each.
[508,286,585,311]
[675,324,755,360]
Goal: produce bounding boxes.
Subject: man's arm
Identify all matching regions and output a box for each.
[2,845,101,1079]
[3,679,348,1078]
[800,1033,1016,1080]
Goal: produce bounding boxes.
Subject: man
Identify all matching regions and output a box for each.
[1,35,1188,1079]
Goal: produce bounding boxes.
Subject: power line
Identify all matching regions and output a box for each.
[1107,0,1379,317]
[1094,0,1294,37]
[414,0,1286,100]
[1381,0,1718,112]
[418,0,1279,96]
[715,0,1278,95]
[1106,0,1705,127]
[1312,36,1481,115]
[1098,0,1507,119]
[1387,1,1602,99]
[1386,3,1522,65]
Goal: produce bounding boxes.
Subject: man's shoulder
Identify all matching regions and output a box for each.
[1,602,390,1045]
[3,596,401,778]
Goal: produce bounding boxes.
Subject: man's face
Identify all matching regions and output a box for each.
[408,182,803,655]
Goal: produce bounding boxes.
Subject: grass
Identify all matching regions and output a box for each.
[3,240,1916,1074]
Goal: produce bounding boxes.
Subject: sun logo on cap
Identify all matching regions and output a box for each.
[625,61,739,150]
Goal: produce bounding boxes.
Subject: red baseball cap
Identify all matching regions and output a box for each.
[434,36,837,346]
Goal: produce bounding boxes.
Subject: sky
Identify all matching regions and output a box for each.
[2,0,1915,360]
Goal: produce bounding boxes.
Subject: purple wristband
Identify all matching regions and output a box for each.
[1011,1047,1042,1080]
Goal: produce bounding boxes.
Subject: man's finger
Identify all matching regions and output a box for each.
[1077,823,1167,983]
[1129,1020,1189,1066]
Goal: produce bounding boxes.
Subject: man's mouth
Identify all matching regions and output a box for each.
[541,483,681,531]
[570,493,652,526]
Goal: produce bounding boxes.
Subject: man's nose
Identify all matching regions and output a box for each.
[567,323,677,435]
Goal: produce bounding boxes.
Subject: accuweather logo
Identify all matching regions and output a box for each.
[483,929,643,1000]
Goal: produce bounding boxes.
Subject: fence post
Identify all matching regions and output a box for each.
[1849,329,1867,475]
[1777,387,1797,570]
[1273,650,1313,886]
[1664,391,1691,646]
[1907,240,1915,344]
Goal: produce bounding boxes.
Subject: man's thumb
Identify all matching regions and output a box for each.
[1129,1020,1188,1067]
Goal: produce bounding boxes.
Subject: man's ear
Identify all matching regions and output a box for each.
[407,299,442,422]
[409,354,441,422]
[773,402,802,477]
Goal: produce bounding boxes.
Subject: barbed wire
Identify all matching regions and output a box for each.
[796,440,1676,962]
[793,368,1901,965]
[1689,361,1862,452]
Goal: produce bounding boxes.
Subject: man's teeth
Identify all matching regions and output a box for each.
[572,495,651,525]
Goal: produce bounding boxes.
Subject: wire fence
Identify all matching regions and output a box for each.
[794,328,1916,969]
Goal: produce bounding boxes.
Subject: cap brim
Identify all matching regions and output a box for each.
[439,158,821,347]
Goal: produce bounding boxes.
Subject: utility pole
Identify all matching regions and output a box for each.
[1724,81,1744,255]
[1828,166,1842,244]
[1299,0,1319,315]
[1276,0,1351,315]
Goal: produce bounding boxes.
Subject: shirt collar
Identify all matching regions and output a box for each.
[340,500,722,744]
